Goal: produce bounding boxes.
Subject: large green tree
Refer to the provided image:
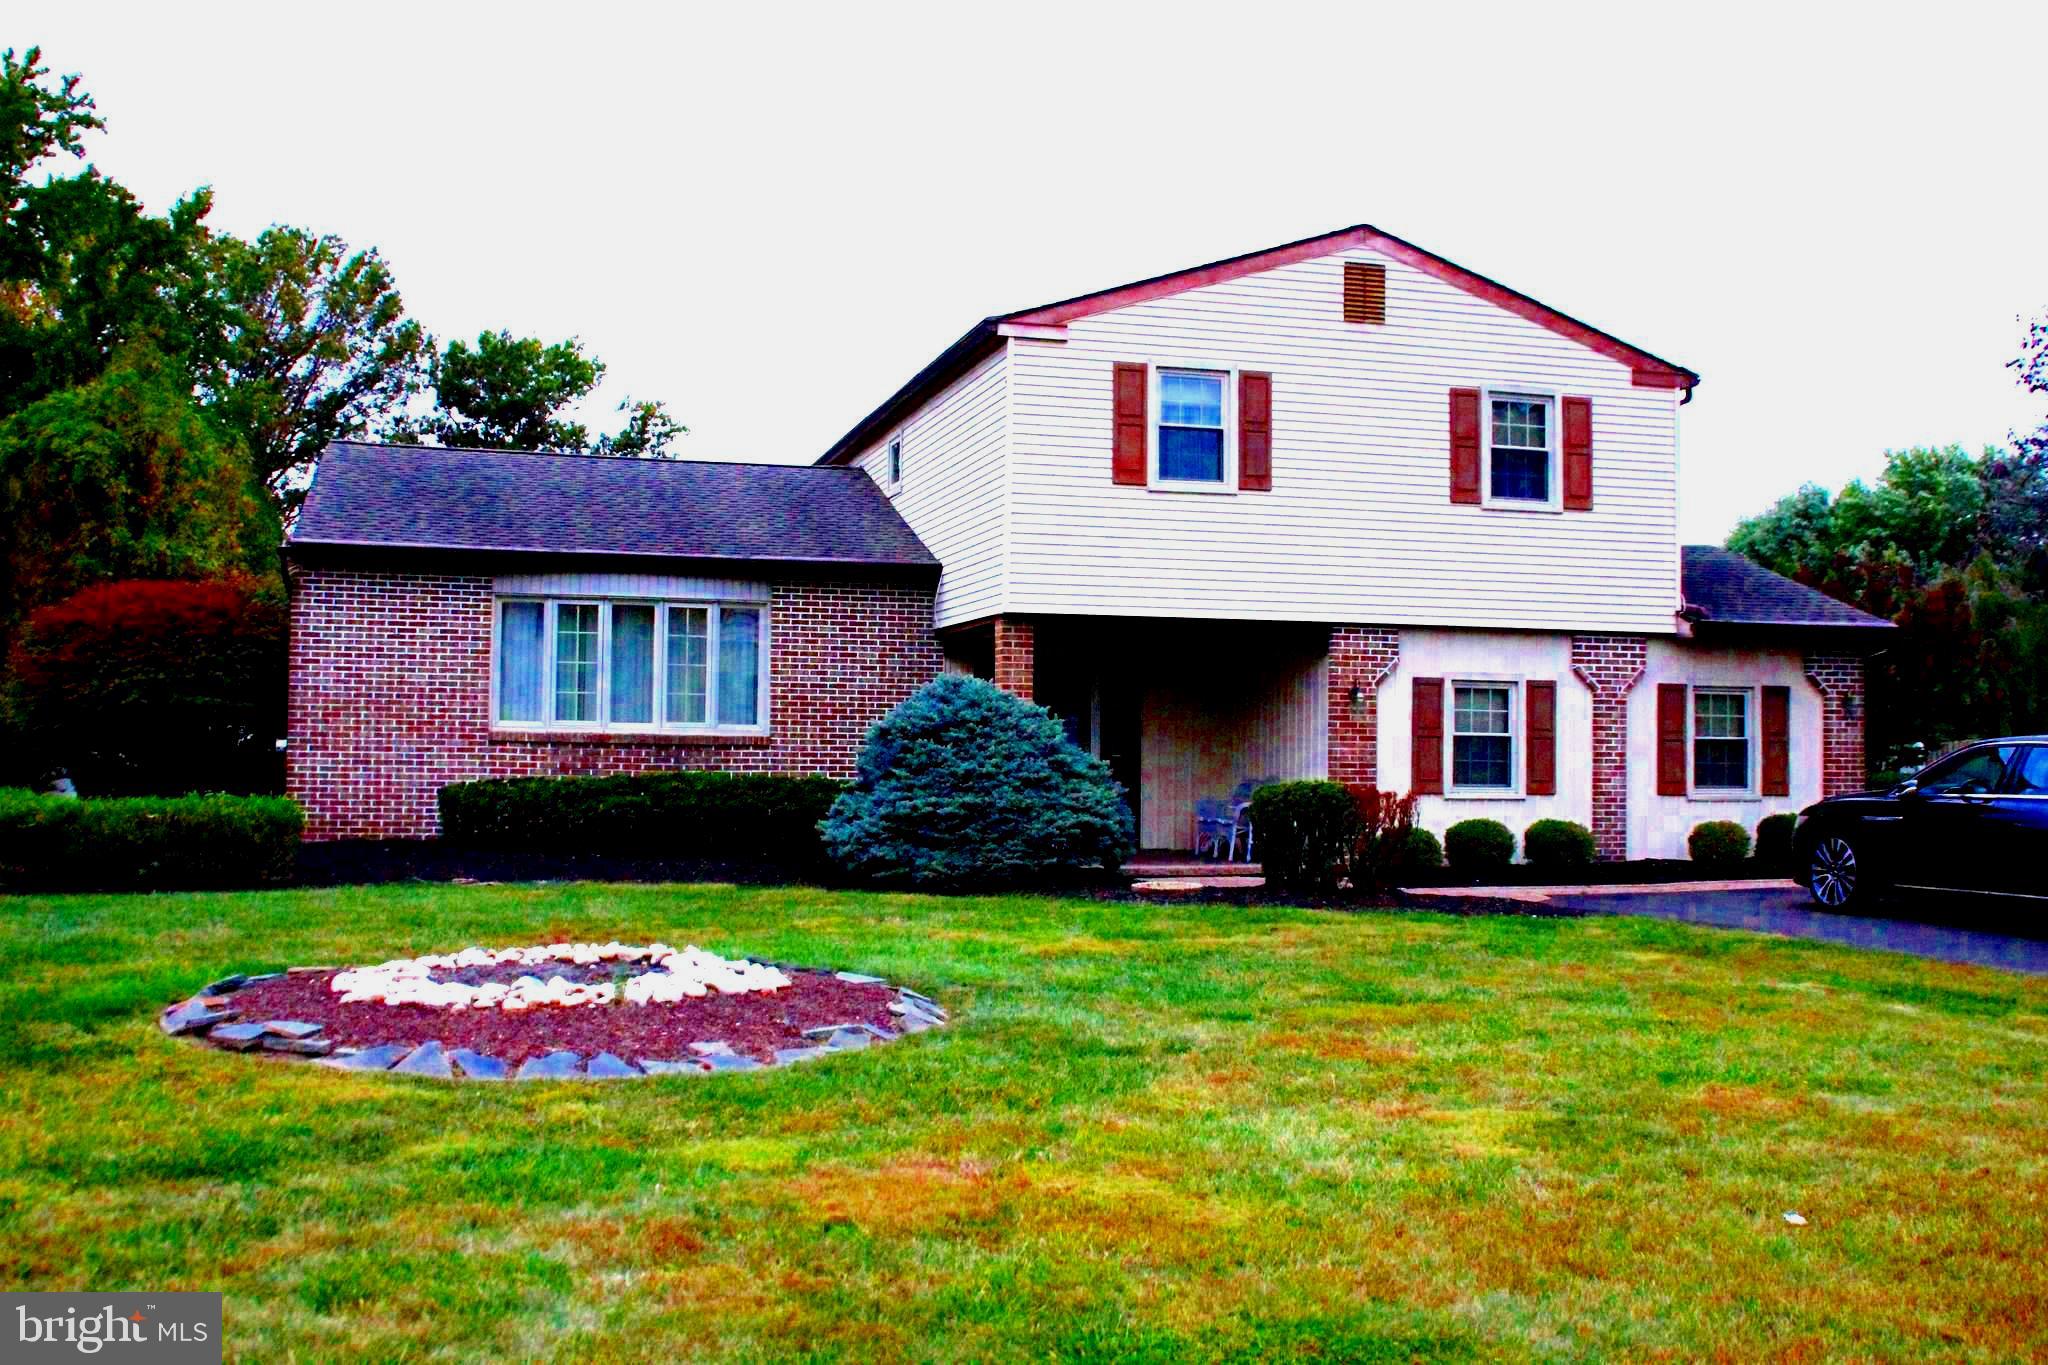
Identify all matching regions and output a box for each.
[391,329,686,456]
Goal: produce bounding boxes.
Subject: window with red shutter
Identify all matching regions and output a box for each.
[1761,685,1790,796]
[1525,681,1557,796]
[1562,395,1593,510]
[1656,683,1688,795]
[1449,389,1481,504]
[1239,371,1271,490]
[1413,677,1445,795]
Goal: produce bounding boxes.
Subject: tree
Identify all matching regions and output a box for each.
[595,396,687,458]
[1728,445,1989,582]
[0,44,101,218]
[199,226,428,508]
[394,329,601,451]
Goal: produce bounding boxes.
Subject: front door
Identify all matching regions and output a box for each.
[1897,744,2016,892]
[1098,680,1143,840]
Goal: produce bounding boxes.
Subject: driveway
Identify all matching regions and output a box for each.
[1545,883,2048,974]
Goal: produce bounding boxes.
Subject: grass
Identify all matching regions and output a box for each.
[1,882,2044,1361]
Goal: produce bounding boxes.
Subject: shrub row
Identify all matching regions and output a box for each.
[1248,781,1435,894]
[437,771,848,866]
[0,789,303,891]
[1434,813,1801,875]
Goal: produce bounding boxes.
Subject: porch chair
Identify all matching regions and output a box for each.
[1194,798,1234,861]
[1226,778,1278,862]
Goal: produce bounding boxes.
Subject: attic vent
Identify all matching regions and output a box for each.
[1343,261,1386,324]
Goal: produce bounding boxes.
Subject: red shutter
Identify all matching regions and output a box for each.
[1562,395,1593,511]
[1112,362,1148,485]
[1449,388,1481,504]
[1526,680,1557,796]
[1761,685,1790,796]
[1412,677,1445,795]
[1657,683,1688,796]
[1239,371,1272,490]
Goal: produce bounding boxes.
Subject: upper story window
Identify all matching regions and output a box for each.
[1488,395,1553,503]
[1692,688,1750,790]
[1452,682,1515,791]
[887,437,903,485]
[1157,369,1226,484]
[495,597,766,732]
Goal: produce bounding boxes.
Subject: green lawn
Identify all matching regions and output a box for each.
[1,883,2044,1362]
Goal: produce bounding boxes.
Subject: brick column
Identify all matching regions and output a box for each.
[1327,625,1400,787]
[993,617,1035,701]
[1570,635,1649,862]
[1803,654,1866,796]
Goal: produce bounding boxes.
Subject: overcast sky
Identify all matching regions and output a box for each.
[29,3,2048,542]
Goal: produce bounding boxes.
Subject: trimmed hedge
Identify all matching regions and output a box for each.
[1249,780,1359,894]
[439,772,846,866]
[0,788,302,891]
[1397,826,1444,872]
[1523,818,1596,870]
[1688,820,1751,867]
[1444,818,1516,875]
[1755,813,1797,870]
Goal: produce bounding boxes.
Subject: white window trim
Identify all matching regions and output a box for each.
[886,435,903,487]
[490,595,771,736]
[1446,677,1522,798]
[1480,387,1562,513]
[1689,684,1758,799]
[1149,362,1237,494]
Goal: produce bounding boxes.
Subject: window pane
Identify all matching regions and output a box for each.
[1694,691,1746,739]
[1453,685,1510,736]
[1694,739,1748,789]
[1159,426,1225,482]
[665,606,707,724]
[717,607,762,726]
[1159,371,1223,427]
[1491,449,1548,500]
[554,603,599,723]
[611,604,655,724]
[1453,736,1512,788]
[1919,746,2011,795]
[497,601,544,722]
[2011,747,2048,795]
[1491,398,1547,450]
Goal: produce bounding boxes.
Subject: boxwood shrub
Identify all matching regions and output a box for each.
[1523,818,1596,871]
[439,771,846,867]
[1250,780,1360,894]
[1754,813,1797,870]
[1688,819,1752,867]
[1397,826,1444,873]
[1444,818,1516,875]
[0,788,302,891]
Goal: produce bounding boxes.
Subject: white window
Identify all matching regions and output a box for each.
[1451,682,1516,792]
[887,437,902,485]
[1692,688,1750,791]
[495,598,767,732]
[1156,369,1228,484]
[1486,393,1554,505]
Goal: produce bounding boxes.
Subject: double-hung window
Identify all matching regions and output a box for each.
[495,598,767,731]
[1692,689,1750,791]
[1487,394,1554,504]
[887,437,903,485]
[1451,682,1515,791]
[1157,369,1227,484]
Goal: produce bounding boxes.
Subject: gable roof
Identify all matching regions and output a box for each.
[1681,546,1894,631]
[816,223,1701,466]
[289,441,937,570]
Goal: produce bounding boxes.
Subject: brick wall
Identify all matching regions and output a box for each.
[1570,635,1649,860]
[286,567,943,840]
[1327,625,1401,787]
[1802,654,1867,796]
[992,617,1035,701]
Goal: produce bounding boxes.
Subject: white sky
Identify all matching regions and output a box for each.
[30,2,2048,543]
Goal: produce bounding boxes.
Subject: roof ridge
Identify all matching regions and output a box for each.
[328,440,861,473]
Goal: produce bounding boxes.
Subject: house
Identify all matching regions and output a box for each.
[285,223,1891,858]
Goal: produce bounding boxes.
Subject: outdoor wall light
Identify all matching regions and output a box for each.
[1348,681,1364,709]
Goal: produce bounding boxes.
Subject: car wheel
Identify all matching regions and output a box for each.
[1806,834,1869,910]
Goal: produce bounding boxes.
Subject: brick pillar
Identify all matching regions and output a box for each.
[993,617,1035,701]
[1327,625,1400,787]
[1570,635,1649,862]
[1803,654,1866,796]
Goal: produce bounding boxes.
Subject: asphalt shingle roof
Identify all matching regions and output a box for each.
[1681,545,1893,630]
[290,442,937,568]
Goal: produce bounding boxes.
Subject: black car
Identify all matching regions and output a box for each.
[1795,737,2048,908]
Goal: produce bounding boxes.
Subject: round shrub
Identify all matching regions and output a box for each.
[1397,826,1443,872]
[1523,818,1595,870]
[1444,818,1516,875]
[1251,780,1360,893]
[1754,813,1797,870]
[821,675,1133,888]
[1688,820,1751,867]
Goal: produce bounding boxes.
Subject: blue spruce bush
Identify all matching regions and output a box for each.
[821,674,1134,888]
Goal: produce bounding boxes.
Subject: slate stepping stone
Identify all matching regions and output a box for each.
[392,1041,454,1078]
[702,1053,763,1072]
[586,1052,641,1079]
[319,1043,409,1071]
[834,971,887,985]
[688,1040,735,1057]
[263,1036,333,1057]
[823,1029,871,1051]
[448,1049,508,1081]
[160,1000,237,1036]
[802,1023,864,1039]
[242,973,285,985]
[639,1058,709,1076]
[773,1047,827,1065]
[261,1020,323,1039]
[209,1023,269,1051]
[858,1023,899,1042]
[515,1051,582,1081]
[201,975,249,996]
[893,1013,934,1034]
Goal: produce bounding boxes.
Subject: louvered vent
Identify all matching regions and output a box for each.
[1343,261,1386,324]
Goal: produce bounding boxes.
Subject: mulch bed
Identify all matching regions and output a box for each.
[227,968,900,1065]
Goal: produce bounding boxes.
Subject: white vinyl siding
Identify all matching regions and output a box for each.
[854,348,1007,629]
[1002,247,1683,633]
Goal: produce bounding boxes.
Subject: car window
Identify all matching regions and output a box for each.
[2009,746,2048,795]
[1916,745,2015,796]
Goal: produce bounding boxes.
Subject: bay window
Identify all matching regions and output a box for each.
[495,597,767,731]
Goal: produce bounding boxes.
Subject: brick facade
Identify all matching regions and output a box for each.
[1327,625,1401,787]
[286,567,943,840]
[992,616,1036,701]
[1802,653,1867,796]
[1570,634,1649,861]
